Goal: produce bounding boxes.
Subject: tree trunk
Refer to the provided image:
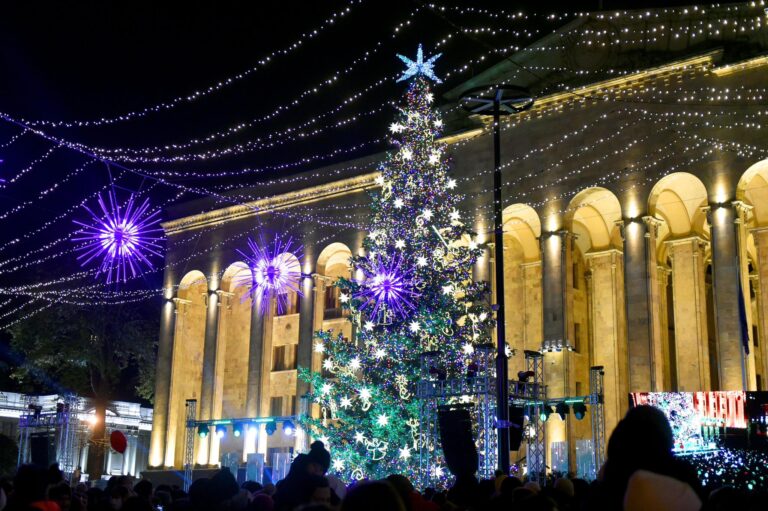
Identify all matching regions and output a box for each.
[86,396,108,481]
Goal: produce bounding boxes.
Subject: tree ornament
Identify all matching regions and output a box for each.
[73,190,163,284]
[365,438,389,460]
[354,254,418,323]
[395,44,442,83]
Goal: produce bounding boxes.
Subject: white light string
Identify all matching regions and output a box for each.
[20,0,368,129]
[0,98,760,275]
[0,160,96,222]
[27,12,763,166]
[0,106,756,292]
[4,146,58,185]
[4,125,766,326]
[0,128,29,149]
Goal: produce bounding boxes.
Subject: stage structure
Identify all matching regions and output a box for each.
[17,394,81,474]
[182,398,304,491]
[532,365,606,480]
[510,350,547,484]
[417,345,498,488]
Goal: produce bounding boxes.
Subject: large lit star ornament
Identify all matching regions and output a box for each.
[236,236,303,314]
[354,254,418,322]
[73,191,163,284]
[396,44,442,83]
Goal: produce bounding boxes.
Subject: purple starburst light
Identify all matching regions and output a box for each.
[236,236,304,315]
[73,191,163,284]
[355,254,418,323]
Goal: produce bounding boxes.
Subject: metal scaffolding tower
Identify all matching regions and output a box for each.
[589,366,606,474]
[17,394,83,475]
[518,350,546,484]
[416,345,497,489]
[183,399,197,492]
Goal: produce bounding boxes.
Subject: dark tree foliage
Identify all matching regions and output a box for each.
[7,300,158,478]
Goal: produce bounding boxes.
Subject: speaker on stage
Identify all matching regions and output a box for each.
[508,405,525,450]
[30,433,52,467]
[438,407,478,478]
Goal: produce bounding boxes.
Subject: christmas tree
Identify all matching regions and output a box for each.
[299,45,494,482]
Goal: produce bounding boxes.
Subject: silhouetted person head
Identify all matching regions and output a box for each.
[13,464,48,506]
[341,481,406,511]
[306,441,331,476]
[600,405,701,509]
[385,475,414,511]
[241,481,263,496]
[122,496,154,511]
[301,475,330,507]
[133,480,152,501]
[608,405,673,465]
[210,467,240,505]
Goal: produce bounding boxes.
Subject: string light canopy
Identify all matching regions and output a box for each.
[72,190,163,284]
[236,236,304,315]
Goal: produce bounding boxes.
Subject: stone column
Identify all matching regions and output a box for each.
[657,267,672,389]
[621,217,665,391]
[296,275,317,400]
[148,293,176,468]
[707,204,749,390]
[751,274,765,389]
[751,227,768,386]
[246,296,267,417]
[665,236,710,391]
[197,286,221,465]
[734,202,757,390]
[541,231,571,351]
[585,249,628,435]
[521,261,542,353]
[244,298,265,465]
[540,231,572,470]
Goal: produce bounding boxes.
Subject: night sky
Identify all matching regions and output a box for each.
[0,0,698,398]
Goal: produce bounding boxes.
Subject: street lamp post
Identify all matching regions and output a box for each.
[459,85,534,474]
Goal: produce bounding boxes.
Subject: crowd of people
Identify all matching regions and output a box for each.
[1,407,766,511]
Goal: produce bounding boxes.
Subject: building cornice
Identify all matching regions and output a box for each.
[162,173,378,235]
[162,128,484,235]
[475,50,723,126]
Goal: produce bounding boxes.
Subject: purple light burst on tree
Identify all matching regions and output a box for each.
[355,254,418,323]
[73,191,163,284]
[236,236,304,315]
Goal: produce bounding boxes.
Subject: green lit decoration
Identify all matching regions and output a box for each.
[298,48,493,483]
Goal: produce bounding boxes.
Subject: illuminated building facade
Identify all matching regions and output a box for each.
[149,3,768,474]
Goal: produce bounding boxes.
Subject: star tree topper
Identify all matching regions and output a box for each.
[396,44,442,83]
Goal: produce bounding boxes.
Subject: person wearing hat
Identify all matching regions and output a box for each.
[305,441,331,476]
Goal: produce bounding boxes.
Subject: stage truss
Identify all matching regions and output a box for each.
[416,348,605,486]
[417,345,498,488]
[182,399,302,491]
[17,394,83,475]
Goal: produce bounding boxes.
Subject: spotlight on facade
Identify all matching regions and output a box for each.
[283,420,295,436]
[215,425,227,438]
[198,424,210,438]
[233,422,244,437]
[573,402,587,420]
[556,402,570,421]
[265,421,277,436]
[539,406,553,422]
